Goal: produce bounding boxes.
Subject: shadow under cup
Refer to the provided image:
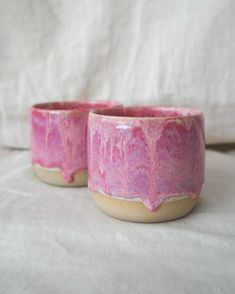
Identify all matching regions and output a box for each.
[88,106,205,222]
[31,100,121,186]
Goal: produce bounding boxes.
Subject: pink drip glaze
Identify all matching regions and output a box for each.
[88,106,205,211]
[31,100,121,182]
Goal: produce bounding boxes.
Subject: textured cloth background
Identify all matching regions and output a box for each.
[1,2,235,292]
[0,0,235,148]
[0,147,235,293]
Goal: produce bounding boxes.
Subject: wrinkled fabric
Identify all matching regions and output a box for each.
[0,148,235,293]
[0,0,235,147]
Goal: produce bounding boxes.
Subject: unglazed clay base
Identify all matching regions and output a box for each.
[33,165,88,187]
[92,192,198,223]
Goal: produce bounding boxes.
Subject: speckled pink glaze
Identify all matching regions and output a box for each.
[88,106,205,211]
[31,101,121,182]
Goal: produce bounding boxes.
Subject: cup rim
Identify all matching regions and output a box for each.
[31,100,122,114]
[89,106,203,121]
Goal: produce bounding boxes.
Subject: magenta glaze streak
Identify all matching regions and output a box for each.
[31,101,120,182]
[88,107,205,211]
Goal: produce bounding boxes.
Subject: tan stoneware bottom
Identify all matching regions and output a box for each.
[92,192,198,223]
[33,165,88,187]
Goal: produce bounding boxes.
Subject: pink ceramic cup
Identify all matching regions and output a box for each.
[31,100,121,186]
[88,106,205,222]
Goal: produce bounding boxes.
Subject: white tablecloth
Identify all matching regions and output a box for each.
[0,148,234,294]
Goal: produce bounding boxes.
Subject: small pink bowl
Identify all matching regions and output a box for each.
[31,100,121,186]
[88,106,205,222]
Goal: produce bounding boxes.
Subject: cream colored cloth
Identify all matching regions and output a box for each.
[0,0,235,148]
[0,148,234,293]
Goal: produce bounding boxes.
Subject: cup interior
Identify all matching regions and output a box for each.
[32,100,121,112]
[91,106,202,119]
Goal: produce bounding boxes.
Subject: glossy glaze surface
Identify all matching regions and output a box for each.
[88,106,205,211]
[31,101,120,182]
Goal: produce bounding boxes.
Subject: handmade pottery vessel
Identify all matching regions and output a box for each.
[31,100,121,186]
[88,106,205,222]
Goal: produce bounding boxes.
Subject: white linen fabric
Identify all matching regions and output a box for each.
[0,148,235,294]
[0,0,235,148]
